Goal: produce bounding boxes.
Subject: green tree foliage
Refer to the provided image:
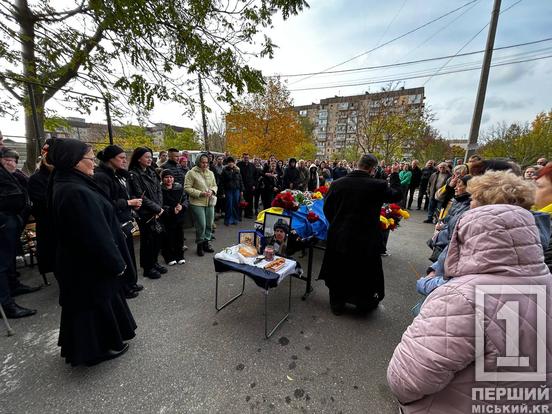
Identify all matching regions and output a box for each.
[163,126,201,150]
[478,111,552,166]
[0,0,308,171]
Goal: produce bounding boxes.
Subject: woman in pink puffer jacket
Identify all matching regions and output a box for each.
[387,204,552,413]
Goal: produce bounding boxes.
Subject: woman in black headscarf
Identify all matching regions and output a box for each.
[127,147,166,279]
[94,145,143,298]
[48,138,136,366]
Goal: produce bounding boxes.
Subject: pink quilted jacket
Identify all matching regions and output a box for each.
[387,204,552,413]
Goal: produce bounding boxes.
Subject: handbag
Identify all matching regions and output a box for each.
[148,216,165,235]
[121,219,139,239]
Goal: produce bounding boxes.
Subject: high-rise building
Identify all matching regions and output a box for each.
[294,87,424,158]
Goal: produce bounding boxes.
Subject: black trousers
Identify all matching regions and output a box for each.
[261,191,275,212]
[161,221,184,263]
[123,232,138,289]
[406,185,418,209]
[137,220,161,271]
[0,214,20,305]
[243,188,254,217]
[417,182,429,210]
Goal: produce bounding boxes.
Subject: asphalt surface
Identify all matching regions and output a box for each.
[0,209,433,414]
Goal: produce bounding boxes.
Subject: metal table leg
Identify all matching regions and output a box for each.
[215,272,246,311]
[265,274,292,339]
[0,303,14,336]
[301,245,314,301]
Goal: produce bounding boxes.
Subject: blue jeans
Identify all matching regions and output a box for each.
[0,214,21,305]
[427,197,441,221]
[224,189,240,225]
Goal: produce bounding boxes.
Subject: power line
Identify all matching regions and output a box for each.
[298,46,552,89]
[423,0,523,85]
[289,53,552,92]
[290,0,480,85]
[273,37,552,78]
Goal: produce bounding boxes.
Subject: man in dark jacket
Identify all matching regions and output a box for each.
[319,154,402,315]
[236,153,258,219]
[162,148,186,186]
[406,159,422,209]
[0,149,38,318]
[417,160,435,210]
[282,158,301,190]
[332,161,349,180]
[220,157,244,226]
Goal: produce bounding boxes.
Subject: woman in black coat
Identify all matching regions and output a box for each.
[260,161,280,209]
[160,169,188,265]
[94,145,144,298]
[128,147,166,279]
[28,139,56,277]
[48,138,136,366]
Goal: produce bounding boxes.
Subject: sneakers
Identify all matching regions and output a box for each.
[154,263,168,274]
[144,268,161,279]
[168,260,177,266]
[177,259,186,265]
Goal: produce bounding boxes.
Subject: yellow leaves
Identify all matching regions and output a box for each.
[226,78,314,159]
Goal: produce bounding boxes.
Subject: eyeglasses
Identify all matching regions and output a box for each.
[82,157,95,161]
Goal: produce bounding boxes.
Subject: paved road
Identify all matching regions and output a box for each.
[0,210,433,414]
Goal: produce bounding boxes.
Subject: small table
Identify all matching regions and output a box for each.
[213,256,300,338]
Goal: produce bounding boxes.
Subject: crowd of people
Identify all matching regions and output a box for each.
[1,136,552,410]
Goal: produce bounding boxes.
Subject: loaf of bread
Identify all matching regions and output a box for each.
[238,244,258,257]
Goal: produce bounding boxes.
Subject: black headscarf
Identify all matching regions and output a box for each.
[48,138,90,171]
[97,145,124,162]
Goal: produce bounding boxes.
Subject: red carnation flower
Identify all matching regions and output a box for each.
[307,211,319,223]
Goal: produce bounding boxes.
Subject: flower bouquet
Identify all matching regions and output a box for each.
[271,191,300,211]
[380,203,410,231]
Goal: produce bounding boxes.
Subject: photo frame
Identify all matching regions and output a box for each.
[238,230,264,254]
[263,213,292,239]
[238,230,256,247]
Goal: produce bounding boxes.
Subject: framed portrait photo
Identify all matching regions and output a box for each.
[263,213,292,239]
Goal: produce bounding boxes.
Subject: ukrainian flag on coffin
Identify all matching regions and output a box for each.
[256,200,328,241]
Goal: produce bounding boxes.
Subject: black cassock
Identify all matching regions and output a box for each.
[319,170,402,307]
[51,170,136,366]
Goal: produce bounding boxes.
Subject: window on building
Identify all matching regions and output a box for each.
[299,110,308,117]
[337,102,349,110]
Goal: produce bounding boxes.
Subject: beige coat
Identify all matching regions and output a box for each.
[184,166,218,207]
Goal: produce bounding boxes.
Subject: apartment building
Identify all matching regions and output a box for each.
[295,87,425,158]
[47,117,192,146]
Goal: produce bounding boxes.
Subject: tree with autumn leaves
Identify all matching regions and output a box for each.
[226,78,316,160]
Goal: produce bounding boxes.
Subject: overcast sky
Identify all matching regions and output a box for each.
[2,0,551,141]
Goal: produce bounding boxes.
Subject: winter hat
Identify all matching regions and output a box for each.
[0,148,19,160]
[273,219,290,234]
[97,145,124,162]
[161,169,174,179]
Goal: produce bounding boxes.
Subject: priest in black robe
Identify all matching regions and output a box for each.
[319,154,402,315]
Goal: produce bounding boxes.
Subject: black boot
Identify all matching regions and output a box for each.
[3,302,37,319]
[196,243,204,257]
[203,241,214,253]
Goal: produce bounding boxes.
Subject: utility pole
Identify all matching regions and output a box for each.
[198,73,209,151]
[465,0,501,161]
[104,97,114,145]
